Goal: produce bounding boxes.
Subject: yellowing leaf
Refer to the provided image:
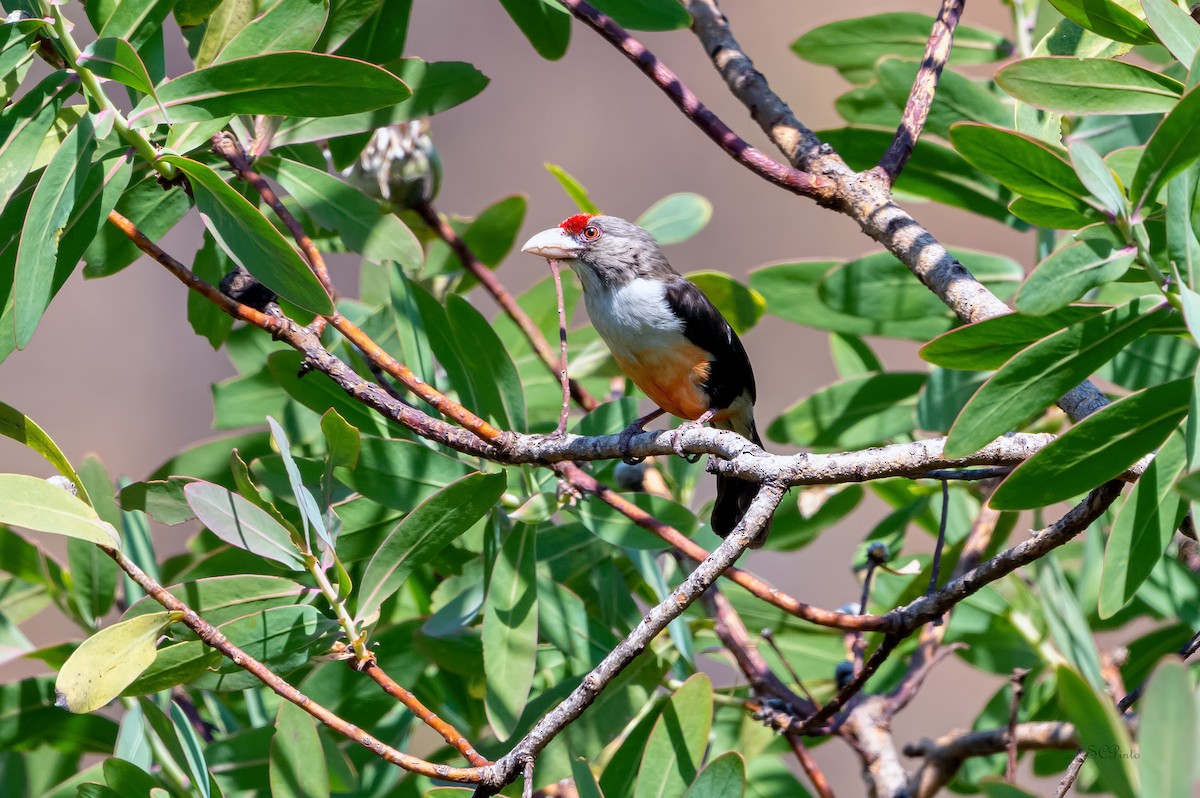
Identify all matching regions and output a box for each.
[55,611,176,713]
[0,474,119,547]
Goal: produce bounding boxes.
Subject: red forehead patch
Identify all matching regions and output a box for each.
[560,213,597,236]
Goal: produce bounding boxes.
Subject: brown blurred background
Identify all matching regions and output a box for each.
[0,0,1042,792]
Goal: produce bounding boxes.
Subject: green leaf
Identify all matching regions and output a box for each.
[1138,658,1196,798]
[265,351,390,437]
[683,752,745,798]
[792,13,1011,83]
[944,296,1168,457]
[570,753,607,798]
[499,0,571,60]
[255,156,421,268]
[686,272,765,335]
[78,37,156,97]
[83,172,191,278]
[128,52,410,128]
[334,434,473,510]
[1132,83,1200,209]
[749,260,953,340]
[188,229,235,348]
[1102,332,1199,390]
[0,400,88,500]
[13,112,105,348]
[54,611,175,713]
[0,71,71,213]
[187,605,333,691]
[270,700,329,798]
[875,58,1011,138]
[1099,426,1187,618]
[321,410,359,470]
[429,194,527,273]
[483,521,538,739]
[1008,196,1103,228]
[184,481,306,570]
[123,574,314,626]
[1041,561,1106,688]
[636,193,712,246]
[445,295,526,430]
[830,333,882,376]
[215,0,329,63]
[920,306,1103,369]
[1141,0,1200,63]
[981,781,1043,797]
[159,156,333,314]
[634,674,713,798]
[1016,238,1136,316]
[1070,139,1128,216]
[951,123,1092,210]
[357,472,505,621]
[0,474,120,547]
[996,57,1181,115]
[170,701,211,798]
[117,478,195,525]
[572,493,697,549]
[332,0,411,63]
[273,58,489,145]
[1047,0,1157,44]
[917,368,989,433]
[588,0,690,31]
[266,417,327,552]
[990,377,1190,509]
[97,0,174,49]
[768,372,926,449]
[819,249,1022,321]
[1056,665,1140,798]
[546,162,600,213]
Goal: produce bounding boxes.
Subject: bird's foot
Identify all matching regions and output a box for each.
[619,408,666,465]
[672,410,718,463]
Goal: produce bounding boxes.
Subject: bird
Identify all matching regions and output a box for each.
[521,213,770,547]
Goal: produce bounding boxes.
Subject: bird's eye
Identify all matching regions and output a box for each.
[582,225,601,241]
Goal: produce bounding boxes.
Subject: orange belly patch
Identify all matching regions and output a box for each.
[613,343,715,420]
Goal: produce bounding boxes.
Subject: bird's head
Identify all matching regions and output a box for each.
[521,214,669,287]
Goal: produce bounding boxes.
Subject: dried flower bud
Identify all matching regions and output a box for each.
[341,120,441,210]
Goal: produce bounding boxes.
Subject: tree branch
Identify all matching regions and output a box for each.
[878,0,965,181]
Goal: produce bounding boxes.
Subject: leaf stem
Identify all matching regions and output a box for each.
[306,554,369,660]
[44,1,177,180]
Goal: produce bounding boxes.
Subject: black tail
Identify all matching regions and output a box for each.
[711,416,770,548]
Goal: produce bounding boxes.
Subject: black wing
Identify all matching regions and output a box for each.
[663,277,756,410]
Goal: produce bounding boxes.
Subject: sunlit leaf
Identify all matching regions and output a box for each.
[55,612,175,713]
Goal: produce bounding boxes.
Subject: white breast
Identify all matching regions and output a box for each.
[579,276,687,361]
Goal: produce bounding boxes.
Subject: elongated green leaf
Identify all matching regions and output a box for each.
[1016,238,1136,315]
[0,474,119,547]
[1071,139,1128,216]
[97,0,174,49]
[951,123,1092,210]
[117,478,195,525]
[78,38,156,97]
[572,493,697,549]
[944,296,1168,457]
[1138,659,1195,798]
[1132,83,1200,209]
[749,261,953,340]
[128,52,410,128]
[1099,426,1187,618]
[819,249,1022,321]
[875,58,1011,138]
[184,481,306,570]
[446,295,525,430]
[792,13,1010,83]
[0,400,88,500]
[634,674,713,798]
[266,351,390,437]
[273,58,488,145]
[0,71,71,213]
[589,0,690,30]
[683,752,745,798]
[1057,665,1140,798]
[55,611,175,713]
[991,377,1190,509]
[997,57,1181,115]
[255,156,421,268]
[499,0,570,60]
[1141,0,1200,64]
[336,436,472,514]
[266,417,326,552]
[270,700,329,798]
[169,701,211,798]
[546,162,600,213]
[570,753,607,798]
[159,156,333,314]
[768,372,926,449]
[216,0,329,63]
[357,472,505,621]
[0,21,39,105]
[189,605,333,691]
[686,272,764,335]
[483,522,538,740]
[83,171,191,277]
[636,193,712,246]
[124,574,314,628]
[13,112,105,348]
[1048,0,1157,44]
[920,306,1103,369]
